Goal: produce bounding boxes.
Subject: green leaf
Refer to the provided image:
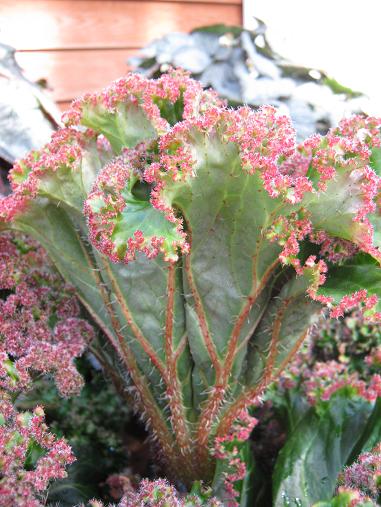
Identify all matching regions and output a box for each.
[302,167,371,248]
[272,393,374,506]
[348,397,381,461]
[317,253,381,314]
[80,101,157,153]
[370,147,381,176]
[159,125,288,388]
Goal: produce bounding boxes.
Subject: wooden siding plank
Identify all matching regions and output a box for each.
[16,49,137,102]
[58,101,76,112]
[0,1,242,50]
[121,0,242,3]
[14,0,242,4]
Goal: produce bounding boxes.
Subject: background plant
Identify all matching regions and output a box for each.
[0,232,92,506]
[245,306,381,507]
[130,22,368,140]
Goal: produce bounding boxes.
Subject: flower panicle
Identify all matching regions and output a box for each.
[0,232,94,397]
[0,403,75,507]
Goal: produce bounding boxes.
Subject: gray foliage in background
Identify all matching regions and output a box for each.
[130,20,370,141]
[0,43,61,193]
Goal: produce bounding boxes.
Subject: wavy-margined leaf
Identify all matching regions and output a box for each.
[302,167,371,248]
[272,393,375,507]
[79,101,158,154]
[317,253,381,314]
[156,125,288,388]
[86,174,185,263]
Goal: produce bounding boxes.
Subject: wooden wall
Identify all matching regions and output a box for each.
[0,0,242,110]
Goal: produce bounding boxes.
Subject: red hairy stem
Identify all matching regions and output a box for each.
[164,264,195,471]
[100,261,198,481]
[88,344,137,407]
[173,333,188,362]
[183,251,226,472]
[224,259,280,374]
[216,299,290,438]
[112,333,179,474]
[183,253,223,377]
[80,253,180,474]
[195,258,279,454]
[102,262,168,380]
[195,382,227,474]
[0,404,76,506]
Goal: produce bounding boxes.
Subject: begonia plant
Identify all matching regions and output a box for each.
[1,70,381,502]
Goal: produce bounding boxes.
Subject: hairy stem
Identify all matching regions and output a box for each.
[184,253,223,376]
[102,262,168,380]
[215,299,288,439]
[195,259,279,454]
[84,254,182,475]
[164,264,195,470]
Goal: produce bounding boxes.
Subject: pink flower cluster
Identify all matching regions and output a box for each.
[266,211,312,270]
[213,410,258,507]
[0,232,94,396]
[282,355,381,406]
[310,232,360,264]
[227,106,311,203]
[0,404,75,507]
[0,232,93,505]
[63,68,224,134]
[90,478,222,507]
[366,346,381,368]
[329,291,379,320]
[303,361,381,404]
[338,443,381,503]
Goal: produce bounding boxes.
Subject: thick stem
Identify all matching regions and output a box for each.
[88,345,134,405]
[164,265,194,458]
